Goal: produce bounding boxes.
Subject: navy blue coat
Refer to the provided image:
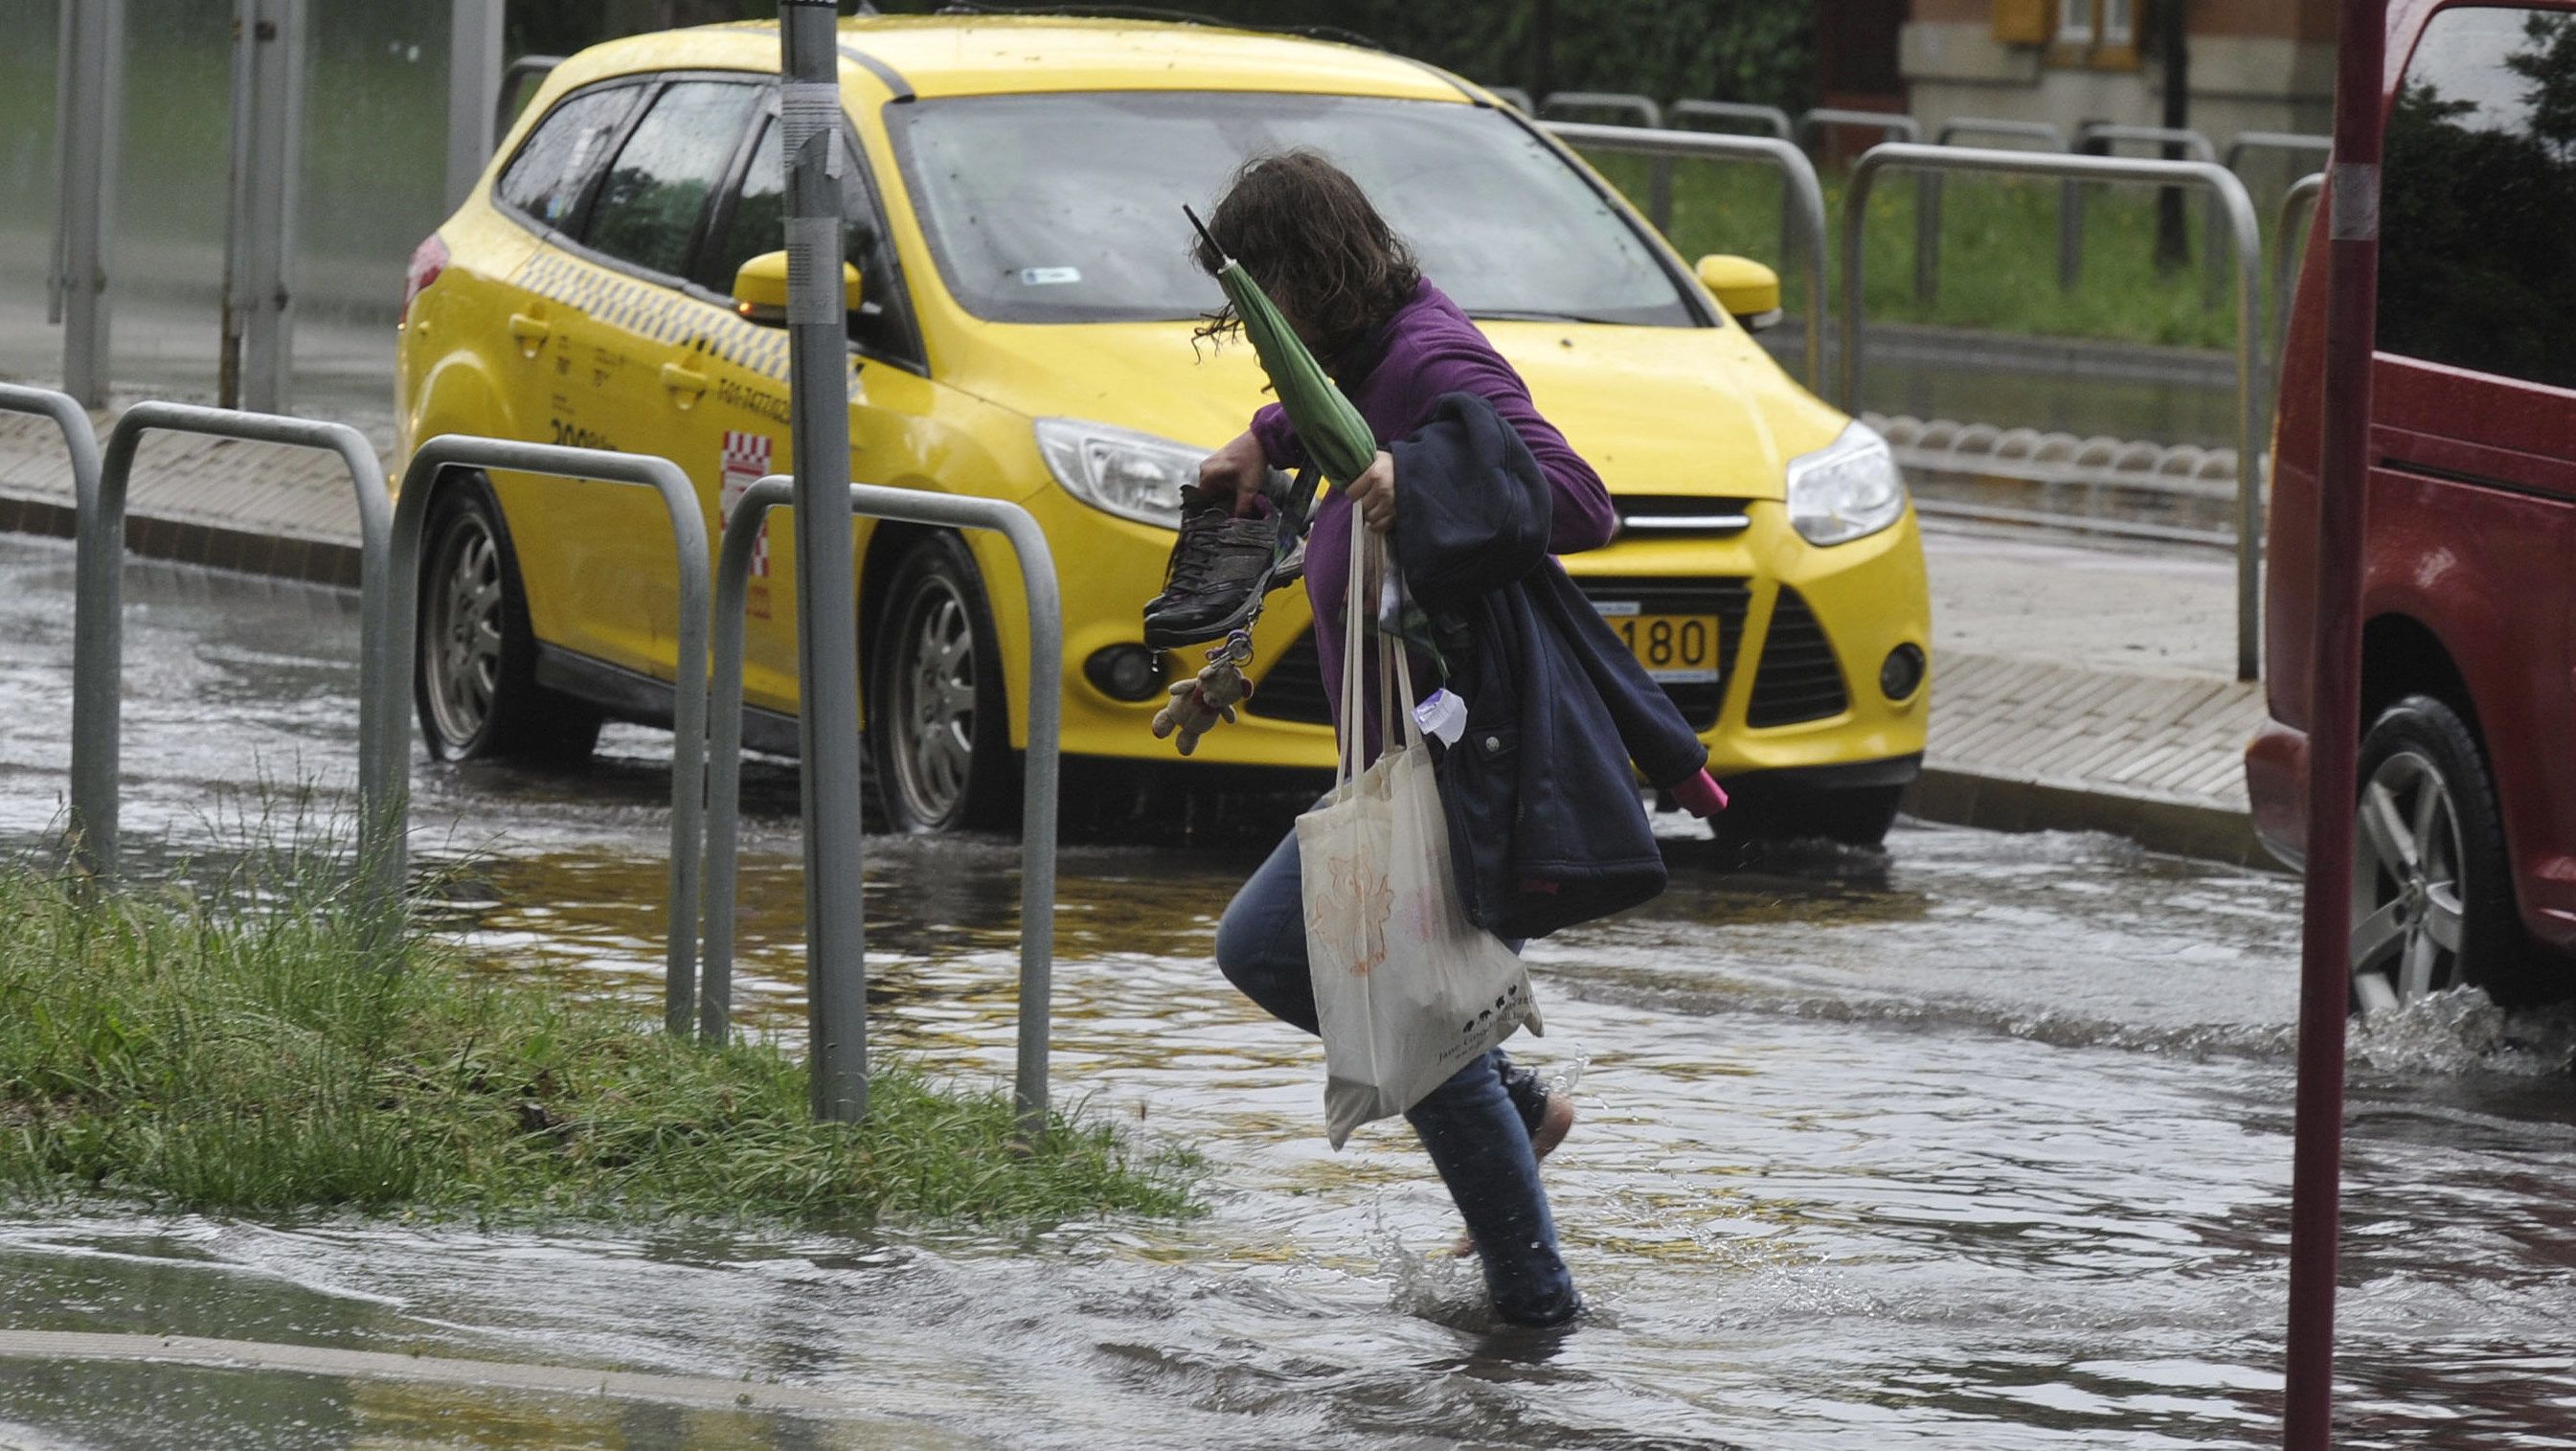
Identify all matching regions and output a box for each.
[1390,393,1708,939]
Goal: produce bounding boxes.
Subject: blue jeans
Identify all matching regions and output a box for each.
[1213,825,1579,1327]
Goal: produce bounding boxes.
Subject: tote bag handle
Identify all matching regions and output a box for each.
[1332,507,1424,794]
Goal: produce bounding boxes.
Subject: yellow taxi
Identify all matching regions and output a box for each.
[394,13,1930,839]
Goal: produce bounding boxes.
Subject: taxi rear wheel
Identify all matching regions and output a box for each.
[415,479,600,765]
[869,534,1016,832]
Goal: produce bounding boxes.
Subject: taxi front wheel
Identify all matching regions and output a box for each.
[869,533,1017,832]
[414,479,601,766]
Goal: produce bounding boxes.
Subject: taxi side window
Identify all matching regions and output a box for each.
[2381,7,2576,388]
[700,117,787,295]
[495,85,642,228]
[580,79,763,280]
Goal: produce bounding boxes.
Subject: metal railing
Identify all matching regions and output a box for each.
[1670,99,1792,140]
[81,403,397,887]
[1915,119,2068,303]
[1541,120,1828,390]
[388,437,709,1032]
[0,385,103,857]
[1540,93,1671,220]
[2063,123,2220,295]
[2226,130,2334,180]
[1796,107,1922,151]
[1842,143,2266,681]
[493,54,564,146]
[702,477,1065,1136]
[2274,171,2325,382]
[1537,90,1661,127]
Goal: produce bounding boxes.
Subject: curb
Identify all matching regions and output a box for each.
[1904,764,2272,870]
[0,490,362,590]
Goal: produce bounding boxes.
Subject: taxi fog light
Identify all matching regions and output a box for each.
[1880,643,1926,700]
[1035,418,1200,529]
[1084,645,1166,701]
[1786,421,1907,547]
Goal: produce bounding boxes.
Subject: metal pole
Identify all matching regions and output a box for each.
[780,1,870,1123]
[2285,4,2382,1443]
[446,0,505,211]
[388,436,709,1002]
[228,0,302,415]
[56,0,122,407]
[703,478,1062,1134]
[1842,144,2262,678]
[85,405,393,889]
[1539,122,1826,391]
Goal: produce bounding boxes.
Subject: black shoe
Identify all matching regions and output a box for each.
[1143,487,1291,649]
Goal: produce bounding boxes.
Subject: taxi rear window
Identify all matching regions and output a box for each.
[496,84,644,228]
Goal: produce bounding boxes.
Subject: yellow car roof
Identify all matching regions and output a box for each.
[553,14,1474,104]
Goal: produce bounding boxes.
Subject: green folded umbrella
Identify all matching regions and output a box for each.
[1186,205,1376,493]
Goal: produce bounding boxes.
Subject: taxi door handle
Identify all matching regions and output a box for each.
[660,362,709,400]
[508,312,550,345]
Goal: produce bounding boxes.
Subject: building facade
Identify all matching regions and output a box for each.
[1900,0,2337,145]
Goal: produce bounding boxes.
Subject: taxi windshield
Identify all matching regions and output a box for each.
[885,91,1701,328]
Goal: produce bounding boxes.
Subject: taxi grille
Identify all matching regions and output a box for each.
[1746,587,1850,727]
[1245,632,1331,726]
[1244,578,1760,733]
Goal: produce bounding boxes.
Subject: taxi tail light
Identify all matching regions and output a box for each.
[400,234,448,327]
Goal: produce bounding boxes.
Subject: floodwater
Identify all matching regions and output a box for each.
[1,534,2573,1449]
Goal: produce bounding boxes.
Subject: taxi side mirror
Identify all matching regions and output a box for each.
[1694,254,1782,332]
[732,249,863,328]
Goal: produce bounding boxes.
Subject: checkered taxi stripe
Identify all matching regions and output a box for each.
[516,250,794,378]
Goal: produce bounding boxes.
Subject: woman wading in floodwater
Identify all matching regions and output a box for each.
[1172,151,1728,1327]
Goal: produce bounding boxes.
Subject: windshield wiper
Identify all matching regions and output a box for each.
[1471,307,1630,326]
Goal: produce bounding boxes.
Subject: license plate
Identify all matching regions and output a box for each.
[1593,601,1721,683]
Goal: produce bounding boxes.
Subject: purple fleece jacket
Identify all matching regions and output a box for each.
[1251,279,1616,733]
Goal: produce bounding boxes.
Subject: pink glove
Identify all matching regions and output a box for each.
[1671,768,1729,818]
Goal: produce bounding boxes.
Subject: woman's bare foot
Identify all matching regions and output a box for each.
[1456,1091,1575,1257]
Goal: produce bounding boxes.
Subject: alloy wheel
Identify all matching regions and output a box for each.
[887,575,979,827]
[423,512,505,750]
[2351,748,2469,1012]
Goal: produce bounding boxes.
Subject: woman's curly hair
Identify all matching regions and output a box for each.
[1190,149,1420,365]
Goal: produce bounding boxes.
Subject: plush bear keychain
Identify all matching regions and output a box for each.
[1150,631,1255,757]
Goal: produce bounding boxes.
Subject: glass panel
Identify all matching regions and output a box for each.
[497,85,644,229]
[0,0,60,386]
[701,116,782,295]
[111,0,235,399]
[581,79,758,280]
[888,92,1694,328]
[296,0,454,413]
[2381,6,2576,389]
[2057,0,2095,44]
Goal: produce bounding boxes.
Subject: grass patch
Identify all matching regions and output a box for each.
[1572,147,2299,351]
[0,841,1198,1230]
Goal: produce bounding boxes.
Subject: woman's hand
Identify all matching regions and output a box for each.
[1344,450,1397,533]
[1196,430,1270,516]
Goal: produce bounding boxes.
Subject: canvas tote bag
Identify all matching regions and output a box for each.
[1297,509,1541,1148]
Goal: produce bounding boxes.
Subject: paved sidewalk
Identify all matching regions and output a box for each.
[0,402,2276,866]
[1918,529,2270,866]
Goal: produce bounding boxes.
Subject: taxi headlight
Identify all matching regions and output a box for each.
[1034,418,1199,529]
[1786,421,1908,547]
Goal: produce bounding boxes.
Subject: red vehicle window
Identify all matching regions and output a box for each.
[2379,7,2576,388]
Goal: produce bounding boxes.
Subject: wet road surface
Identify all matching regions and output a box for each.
[1,534,2573,1449]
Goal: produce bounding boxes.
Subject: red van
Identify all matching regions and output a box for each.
[2248,0,2576,1009]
